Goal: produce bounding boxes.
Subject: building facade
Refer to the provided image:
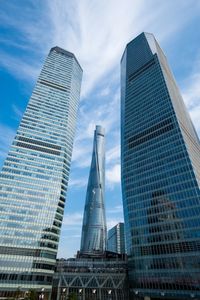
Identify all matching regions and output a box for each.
[107,223,126,255]
[80,125,107,255]
[121,32,200,299]
[52,254,129,300]
[0,47,82,297]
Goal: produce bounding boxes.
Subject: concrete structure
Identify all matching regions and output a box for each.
[52,253,129,300]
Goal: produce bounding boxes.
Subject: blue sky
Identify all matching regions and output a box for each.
[0,0,200,258]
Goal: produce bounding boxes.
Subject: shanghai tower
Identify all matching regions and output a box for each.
[121,33,200,299]
[80,125,107,255]
[0,47,82,297]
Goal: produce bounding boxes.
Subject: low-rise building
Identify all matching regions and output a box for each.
[52,252,129,300]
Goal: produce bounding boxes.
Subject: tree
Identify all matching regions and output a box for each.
[68,293,78,300]
[25,289,37,300]
[14,287,22,300]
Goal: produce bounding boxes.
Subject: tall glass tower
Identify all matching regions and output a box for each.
[80,125,107,255]
[0,47,82,297]
[121,32,200,299]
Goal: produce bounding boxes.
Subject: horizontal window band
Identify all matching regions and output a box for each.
[17,136,61,150]
[0,246,56,259]
[0,273,53,284]
[128,118,174,149]
[16,142,61,155]
[38,79,69,92]
[128,58,155,82]
[141,240,200,256]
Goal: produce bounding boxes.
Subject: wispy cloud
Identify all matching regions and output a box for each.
[72,87,120,173]
[63,212,83,226]
[0,50,40,82]
[107,205,123,214]
[12,104,23,121]
[2,0,199,178]
[107,145,120,164]
[106,164,121,185]
[107,217,124,230]
[68,177,87,188]
[181,56,200,134]
[1,0,199,96]
[0,124,16,168]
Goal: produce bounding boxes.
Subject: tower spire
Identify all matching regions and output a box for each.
[80,125,107,255]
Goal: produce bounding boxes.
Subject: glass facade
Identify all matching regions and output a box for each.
[52,256,129,300]
[121,32,200,299]
[80,125,107,255]
[0,46,82,296]
[107,223,126,254]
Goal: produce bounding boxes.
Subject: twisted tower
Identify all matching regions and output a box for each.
[80,125,107,255]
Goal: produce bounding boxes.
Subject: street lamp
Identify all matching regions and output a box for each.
[134,290,139,295]
[107,290,112,300]
[61,288,67,300]
[39,288,45,300]
[78,289,82,300]
[92,289,96,299]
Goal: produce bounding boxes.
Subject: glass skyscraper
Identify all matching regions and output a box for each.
[0,46,82,297]
[80,125,107,255]
[107,222,126,255]
[121,32,200,299]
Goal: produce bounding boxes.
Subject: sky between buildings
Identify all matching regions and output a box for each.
[0,0,200,258]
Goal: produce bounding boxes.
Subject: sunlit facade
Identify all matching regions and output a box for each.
[121,32,200,299]
[80,125,107,255]
[107,223,126,255]
[0,46,82,297]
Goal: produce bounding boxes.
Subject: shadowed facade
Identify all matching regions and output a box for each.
[121,32,200,299]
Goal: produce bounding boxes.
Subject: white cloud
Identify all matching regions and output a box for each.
[1,0,199,177]
[107,205,123,214]
[99,87,111,97]
[181,57,200,134]
[77,89,120,140]
[0,50,40,82]
[0,124,16,168]
[106,144,120,164]
[68,177,87,188]
[71,87,120,171]
[107,217,124,230]
[1,0,199,97]
[12,104,23,120]
[71,139,92,169]
[106,164,121,184]
[63,212,83,226]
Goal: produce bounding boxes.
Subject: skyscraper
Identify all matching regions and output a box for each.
[121,32,200,299]
[80,125,107,255]
[0,47,82,297]
[107,222,126,254]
